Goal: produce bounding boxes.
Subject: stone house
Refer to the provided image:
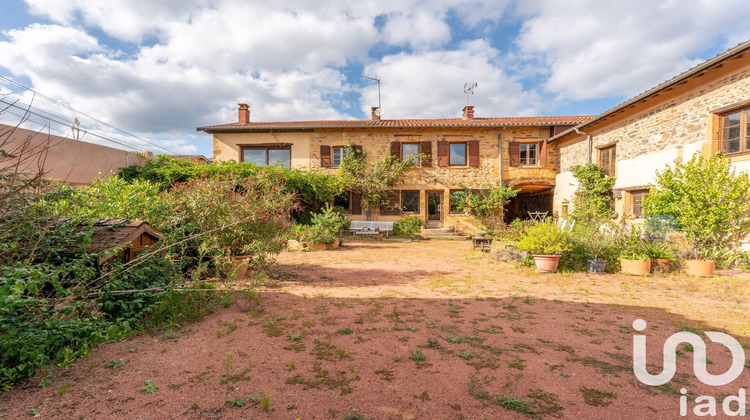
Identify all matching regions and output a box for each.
[549,40,750,220]
[197,105,589,229]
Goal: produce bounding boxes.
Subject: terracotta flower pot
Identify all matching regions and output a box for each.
[533,255,561,273]
[302,238,341,251]
[620,258,651,276]
[234,255,251,278]
[651,258,672,275]
[587,259,606,273]
[682,259,714,277]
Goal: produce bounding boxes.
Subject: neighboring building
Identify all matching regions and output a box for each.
[197,105,589,229]
[549,40,750,220]
[170,154,211,165]
[0,123,149,186]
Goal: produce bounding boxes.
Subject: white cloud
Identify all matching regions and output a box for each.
[360,39,542,119]
[515,0,750,100]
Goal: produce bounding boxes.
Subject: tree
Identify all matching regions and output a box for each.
[338,141,416,219]
[570,163,615,223]
[459,184,518,230]
[643,152,750,248]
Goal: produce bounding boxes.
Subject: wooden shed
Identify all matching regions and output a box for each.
[87,219,164,266]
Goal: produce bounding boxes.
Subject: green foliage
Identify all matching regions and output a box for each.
[570,164,615,223]
[515,221,572,255]
[619,226,650,261]
[46,177,162,221]
[120,156,340,221]
[298,204,348,245]
[458,184,519,229]
[644,152,750,247]
[393,215,423,236]
[139,380,159,395]
[339,141,415,217]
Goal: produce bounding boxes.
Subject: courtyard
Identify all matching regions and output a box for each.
[2,239,749,419]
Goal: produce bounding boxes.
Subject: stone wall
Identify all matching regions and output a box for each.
[554,63,750,218]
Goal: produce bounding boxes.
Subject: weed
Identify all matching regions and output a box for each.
[38,379,51,388]
[468,375,563,417]
[57,384,68,395]
[286,361,356,395]
[107,359,126,370]
[511,326,527,334]
[507,357,526,370]
[163,329,181,340]
[337,327,353,335]
[374,369,395,382]
[226,398,246,407]
[286,361,296,371]
[27,408,41,417]
[222,353,235,400]
[580,386,617,407]
[419,338,442,350]
[684,343,694,352]
[446,335,463,344]
[139,380,158,395]
[410,349,427,362]
[459,352,474,360]
[409,326,419,332]
[259,393,272,411]
[287,333,303,342]
[680,326,702,335]
[262,321,287,337]
[344,413,369,420]
[415,391,431,401]
[426,321,435,329]
[482,328,499,334]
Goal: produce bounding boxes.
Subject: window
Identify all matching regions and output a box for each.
[332,147,347,167]
[402,143,419,164]
[630,190,649,219]
[449,190,467,213]
[449,143,466,166]
[519,143,538,165]
[334,192,350,212]
[721,107,750,154]
[242,146,291,167]
[400,190,420,213]
[600,145,616,176]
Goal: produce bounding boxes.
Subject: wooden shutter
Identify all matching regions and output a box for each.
[539,140,548,165]
[379,190,401,215]
[420,141,432,167]
[350,192,362,215]
[468,140,480,167]
[437,141,449,167]
[320,145,331,167]
[509,142,520,166]
[390,141,401,160]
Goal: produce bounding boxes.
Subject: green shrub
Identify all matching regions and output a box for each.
[644,152,750,248]
[297,205,348,245]
[299,224,336,245]
[515,221,572,255]
[394,215,423,236]
[569,164,615,223]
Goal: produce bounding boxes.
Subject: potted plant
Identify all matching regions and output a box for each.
[668,232,714,277]
[619,229,651,276]
[298,205,348,250]
[576,224,613,273]
[515,221,572,273]
[644,240,674,274]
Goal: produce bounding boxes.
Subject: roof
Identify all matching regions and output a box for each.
[197,115,593,133]
[86,219,163,263]
[548,39,750,143]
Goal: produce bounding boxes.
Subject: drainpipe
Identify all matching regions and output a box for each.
[574,127,592,163]
[498,126,506,184]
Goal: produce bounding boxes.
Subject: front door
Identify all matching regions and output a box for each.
[427,192,443,227]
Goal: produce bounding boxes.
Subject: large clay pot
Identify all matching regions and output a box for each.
[533,255,561,273]
[587,259,606,273]
[302,238,341,251]
[682,259,714,277]
[620,258,651,276]
[651,258,672,274]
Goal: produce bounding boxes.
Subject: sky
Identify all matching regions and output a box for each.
[0,0,748,158]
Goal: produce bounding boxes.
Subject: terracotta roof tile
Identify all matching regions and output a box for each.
[197,115,593,133]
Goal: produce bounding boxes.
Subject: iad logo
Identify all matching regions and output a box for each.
[632,319,747,417]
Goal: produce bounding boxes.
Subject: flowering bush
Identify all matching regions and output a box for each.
[159,175,299,268]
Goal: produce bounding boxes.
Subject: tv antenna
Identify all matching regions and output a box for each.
[360,74,381,108]
[464,82,477,106]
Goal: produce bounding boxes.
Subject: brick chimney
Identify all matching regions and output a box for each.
[238,103,250,124]
[462,105,474,120]
[371,106,381,121]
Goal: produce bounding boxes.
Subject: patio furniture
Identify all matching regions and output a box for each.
[349,221,394,236]
[472,236,492,251]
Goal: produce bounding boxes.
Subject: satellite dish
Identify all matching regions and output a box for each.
[464,82,477,95]
[373,107,384,117]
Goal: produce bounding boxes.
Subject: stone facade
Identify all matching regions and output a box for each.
[210,124,561,228]
[554,59,750,220]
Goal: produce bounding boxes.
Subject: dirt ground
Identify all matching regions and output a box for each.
[2,239,749,419]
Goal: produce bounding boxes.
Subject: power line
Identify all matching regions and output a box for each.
[0,75,178,154]
[0,99,157,151]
